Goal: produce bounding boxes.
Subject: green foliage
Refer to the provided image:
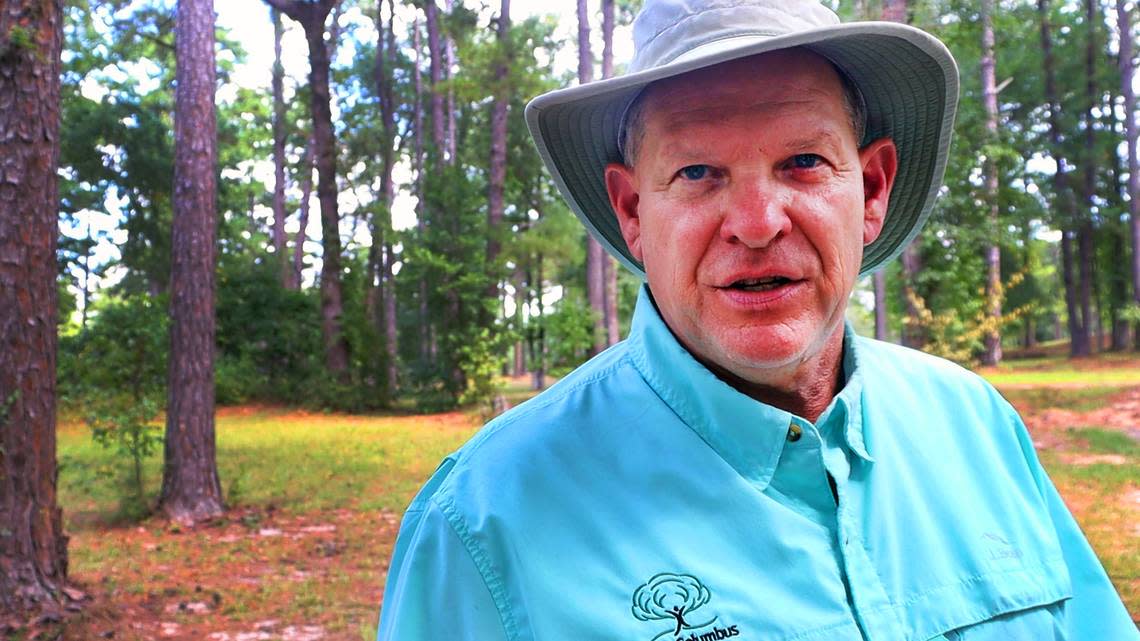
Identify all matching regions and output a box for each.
[457,327,508,412]
[542,294,597,376]
[215,258,321,402]
[59,295,169,408]
[84,396,162,519]
[904,272,1034,366]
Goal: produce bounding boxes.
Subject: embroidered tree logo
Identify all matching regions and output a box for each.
[632,573,716,640]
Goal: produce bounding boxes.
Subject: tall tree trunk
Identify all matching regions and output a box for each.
[424,0,460,389]
[0,0,73,624]
[444,0,458,164]
[271,8,289,288]
[1075,0,1099,357]
[601,0,620,346]
[424,0,446,160]
[873,272,888,340]
[412,18,432,364]
[268,0,349,374]
[1119,0,1140,349]
[513,271,527,377]
[534,254,547,391]
[487,0,509,307]
[900,247,925,348]
[579,0,605,354]
[291,141,313,289]
[980,0,1003,365]
[1021,223,1037,350]
[372,0,399,398]
[881,0,907,22]
[1040,0,1086,356]
[876,0,907,344]
[161,0,225,526]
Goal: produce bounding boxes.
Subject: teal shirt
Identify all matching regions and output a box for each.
[378,288,1138,640]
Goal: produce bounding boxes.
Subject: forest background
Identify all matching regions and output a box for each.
[3,0,1140,635]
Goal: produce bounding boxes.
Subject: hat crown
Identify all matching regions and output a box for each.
[631,0,840,73]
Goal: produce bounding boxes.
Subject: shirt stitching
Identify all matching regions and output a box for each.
[435,493,522,641]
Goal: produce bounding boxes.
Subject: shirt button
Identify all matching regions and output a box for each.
[787,424,803,442]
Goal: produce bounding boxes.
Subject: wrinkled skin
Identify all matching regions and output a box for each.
[605,50,898,421]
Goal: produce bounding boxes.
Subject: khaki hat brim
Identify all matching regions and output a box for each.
[525,22,959,277]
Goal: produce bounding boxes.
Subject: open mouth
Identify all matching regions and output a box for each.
[725,276,794,292]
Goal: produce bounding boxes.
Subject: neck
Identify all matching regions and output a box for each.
[695,326,846,423]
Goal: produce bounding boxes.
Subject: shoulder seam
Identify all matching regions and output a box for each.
[435,493,523,641]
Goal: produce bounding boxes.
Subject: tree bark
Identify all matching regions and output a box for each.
[291,141,313,290]
[513,271,527,377]
[443,0,458,164]
[487,0,510,307]
[161,0,225,526]
[601,0,620,346]
[0,0,74,624]
[1039,0,1087,357]
[424,0,446,160]
[412,17,432,364]
[880,0,914,348]
[900,246,925,348]
[980,0,1003,365]
[369,0,399,397]
[267,0,349,374]
[1074,0,1099,357]
[271,7,289,288]
[881,0,907,23]
[424,0,459,387]
[873,271,888,340]
[1119,0,1140,349]
[578,0,605,354]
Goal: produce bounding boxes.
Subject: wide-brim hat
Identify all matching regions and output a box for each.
[524,0,959,277]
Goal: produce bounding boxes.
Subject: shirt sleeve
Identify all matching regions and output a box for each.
[377,500,510,641]
[1009,403,1140,637]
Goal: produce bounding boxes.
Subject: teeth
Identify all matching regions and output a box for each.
[731,277,790,291]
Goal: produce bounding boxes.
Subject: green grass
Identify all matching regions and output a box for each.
[58,410,479,529]
[997,386,1123,412]
[978,351,1140,387]
[1037,426,1140,612]
[982,366,1140,387]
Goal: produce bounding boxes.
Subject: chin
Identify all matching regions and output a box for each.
[719,321,838,373]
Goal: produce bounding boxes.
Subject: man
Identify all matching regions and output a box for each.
[378,0,1139,639]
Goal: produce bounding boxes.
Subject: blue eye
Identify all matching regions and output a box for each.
[791,154,823,169]
[680,165,709,180]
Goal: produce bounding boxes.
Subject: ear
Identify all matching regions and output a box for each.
[605,162,644,262]
[858,138,898,246]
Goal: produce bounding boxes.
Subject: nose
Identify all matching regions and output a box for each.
[719,174,792,248]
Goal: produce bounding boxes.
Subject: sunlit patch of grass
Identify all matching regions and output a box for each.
[982,367,1140,387]
[997,386,1123,413]
[58,409,479,530]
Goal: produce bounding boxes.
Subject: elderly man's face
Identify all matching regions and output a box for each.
[605,50,897,392]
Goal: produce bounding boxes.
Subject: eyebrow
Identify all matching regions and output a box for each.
[655,126,848,162]
[781,128,847,152]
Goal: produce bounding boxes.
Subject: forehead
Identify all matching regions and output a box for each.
[638,49,850,134]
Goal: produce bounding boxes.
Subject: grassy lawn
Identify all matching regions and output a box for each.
[54,410,481,641]
[45,355,1139,639]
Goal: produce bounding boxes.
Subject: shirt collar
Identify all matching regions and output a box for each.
[625,285,873,490]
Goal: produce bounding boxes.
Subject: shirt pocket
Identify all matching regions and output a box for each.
[941,599,1069,641]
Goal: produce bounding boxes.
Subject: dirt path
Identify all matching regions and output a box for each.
[1014,386,1140,450]
[50,508,399,641]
